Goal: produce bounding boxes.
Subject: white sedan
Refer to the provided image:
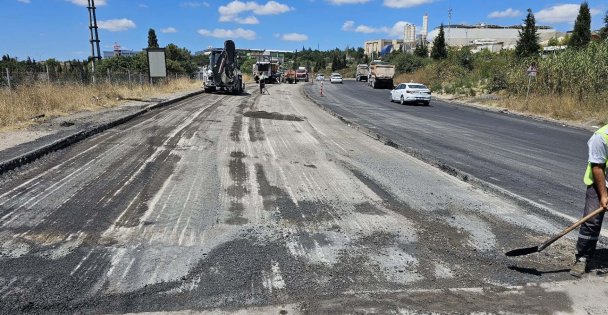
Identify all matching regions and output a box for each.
[330,73,343,84]
[390,83,431,105]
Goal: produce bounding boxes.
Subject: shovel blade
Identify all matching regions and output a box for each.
[505,246,539,257]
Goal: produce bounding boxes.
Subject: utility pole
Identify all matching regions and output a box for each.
[448,8,453,46]
[87,0,102,83]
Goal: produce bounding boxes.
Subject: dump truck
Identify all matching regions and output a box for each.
[202,40,244,94]
[295,67,309,82]
[368,60,395,89]
[253,61,281,84]
[283,69,297,84]
[355,64,370,82]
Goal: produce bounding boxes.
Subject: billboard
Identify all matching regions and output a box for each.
[147,48,167,78]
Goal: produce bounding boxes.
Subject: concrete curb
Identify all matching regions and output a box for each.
[0,90,204,175]
[301,86,586,228]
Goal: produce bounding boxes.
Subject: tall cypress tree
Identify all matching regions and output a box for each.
[431,24,447,60]
[515,9,540,58]
[599,10,608,40]
[569,2,592,48]
[414,42,428,57]
[148,28,159,48]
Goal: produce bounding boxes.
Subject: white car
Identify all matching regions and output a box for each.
[330,73,343,84]
[316,74,325,81]
[390,83,431,105]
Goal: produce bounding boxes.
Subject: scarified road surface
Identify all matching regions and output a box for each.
[0,84,606,314]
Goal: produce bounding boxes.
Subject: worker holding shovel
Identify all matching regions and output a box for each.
[570,125,608,277]
[506,126,608,275]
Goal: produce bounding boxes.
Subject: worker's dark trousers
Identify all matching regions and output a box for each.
[576,185,606,259]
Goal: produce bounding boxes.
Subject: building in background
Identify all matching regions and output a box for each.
[364,39,405,58]
[102,43,140,59]
[427,24,560,50]
[365,14,430,57]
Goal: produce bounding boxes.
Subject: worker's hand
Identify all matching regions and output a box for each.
[601,194,608,210]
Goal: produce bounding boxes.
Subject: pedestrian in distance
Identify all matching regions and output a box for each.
[570,124,608,277]
[259,75,269,95]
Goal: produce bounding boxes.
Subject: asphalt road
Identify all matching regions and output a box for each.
[0,84,606,314]
[306,80,592,218]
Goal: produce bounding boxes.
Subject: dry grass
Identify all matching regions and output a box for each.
[499,94,608,124]
[0,78,201,130]
[394,71,433,86]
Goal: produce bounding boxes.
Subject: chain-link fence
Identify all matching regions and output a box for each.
[1,68,203,89]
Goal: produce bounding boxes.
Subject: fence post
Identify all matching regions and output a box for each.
[46,64,50,83]
[107,68,111,84]
[139,73,143,85]
[6,68,11,89]
[128,69,132,88]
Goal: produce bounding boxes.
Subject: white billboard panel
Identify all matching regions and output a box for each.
[147,49,167,78]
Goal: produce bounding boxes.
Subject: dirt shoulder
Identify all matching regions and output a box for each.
[0,86,205,152]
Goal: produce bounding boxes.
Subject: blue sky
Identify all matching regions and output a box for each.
[1,0,607,61]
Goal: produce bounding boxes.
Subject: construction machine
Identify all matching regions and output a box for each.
[202,40,244,94]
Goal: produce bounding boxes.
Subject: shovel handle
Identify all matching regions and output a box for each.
[538,207,606,252]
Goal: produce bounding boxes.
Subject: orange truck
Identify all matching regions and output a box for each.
[283,69,297,84]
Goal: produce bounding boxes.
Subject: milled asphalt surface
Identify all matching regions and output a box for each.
[0,83,607,314]
[305,80,591,220]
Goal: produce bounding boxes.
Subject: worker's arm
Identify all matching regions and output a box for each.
[591,163,608,209]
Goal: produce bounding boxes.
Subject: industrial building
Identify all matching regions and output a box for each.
[364,14,429,57]
[364,39,405,58]
[427,24,560,50]
[102,43,140,59]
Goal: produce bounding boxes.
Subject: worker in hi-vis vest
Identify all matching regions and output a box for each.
[571,124,608,277]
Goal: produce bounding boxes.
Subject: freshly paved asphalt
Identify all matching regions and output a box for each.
[306,80,592,218]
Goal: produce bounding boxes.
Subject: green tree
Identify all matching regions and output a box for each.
[431,24,448,60]
[569,2,592,49]
[148,28,159,48]
[515,9,540,58]
[599,10,608,40]
[240,58,256,75]
[414,42,428,57]
[547,37,560,46]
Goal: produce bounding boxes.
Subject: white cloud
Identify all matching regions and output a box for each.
[17,0,31,4]
[197,28,256,40]
[66,0,107,6]
[344,20,411,38]
[327,0,370,4]
[181,1,205,7]
[342,20,355,31]
[355,25,379,33]
[536,4,601,23]
[97,19,136,31]
[161,27,178,33]
[234,15,260,24]
[281,33,309,41]
[383,0,433,8]
[219,1,292,23]
[488,8,521,18]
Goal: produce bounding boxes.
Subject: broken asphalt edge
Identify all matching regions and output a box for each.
[0,90,204,175]
[301,85,597,234]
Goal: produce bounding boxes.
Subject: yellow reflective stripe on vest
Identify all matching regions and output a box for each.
[583,124,608,185]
